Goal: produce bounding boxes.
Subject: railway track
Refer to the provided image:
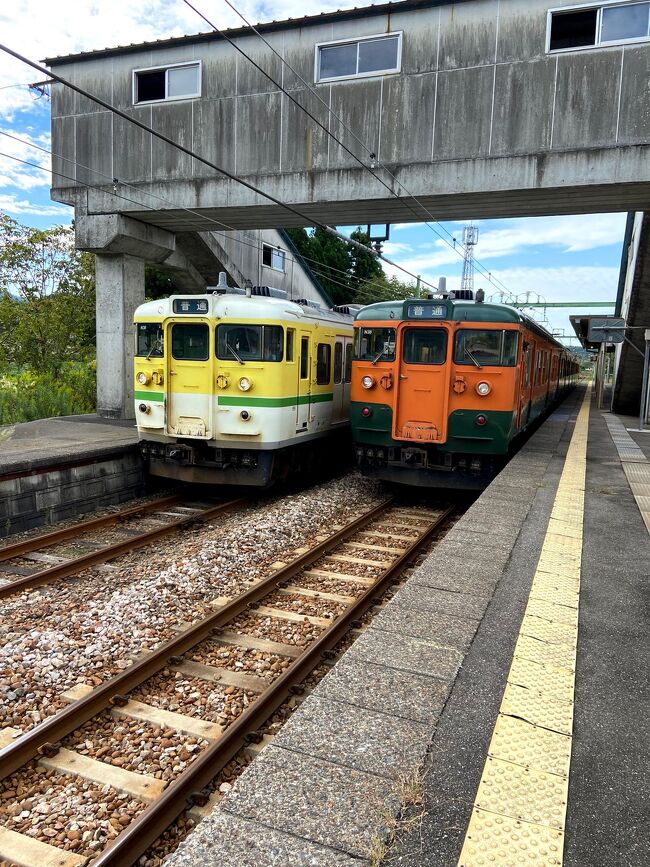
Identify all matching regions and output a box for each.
[0,494,247,599]
[0,498,454,867]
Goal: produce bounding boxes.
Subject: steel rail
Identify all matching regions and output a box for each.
[0,497,248,600]
[93,502,455,867]
[0,497,393,778]
[0,493,183,562]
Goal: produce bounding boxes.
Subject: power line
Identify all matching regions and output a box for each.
[0,130,410,302]
[187,0,512,296]
[0,43,437,293]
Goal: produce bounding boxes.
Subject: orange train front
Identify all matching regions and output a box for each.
[351,295,579,489]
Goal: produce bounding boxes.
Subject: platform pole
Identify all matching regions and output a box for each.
[95,253,145,420]
[639,330,650,432]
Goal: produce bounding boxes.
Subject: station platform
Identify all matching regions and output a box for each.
[165,384,650,867]
[0,415,143,535]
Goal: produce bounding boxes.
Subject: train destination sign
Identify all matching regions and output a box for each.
[407,303,446,319]
[173,299,209,314]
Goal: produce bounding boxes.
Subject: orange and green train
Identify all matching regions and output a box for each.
[351,296,579,489]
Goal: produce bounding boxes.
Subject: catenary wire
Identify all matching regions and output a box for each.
[0,130,408,300]
[185,0,512,295]
[0,43,438,292]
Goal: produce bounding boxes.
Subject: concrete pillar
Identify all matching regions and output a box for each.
[95,254,145,419]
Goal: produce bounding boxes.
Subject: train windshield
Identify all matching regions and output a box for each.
[216,324,284,362]
[136,323,164,358]
[454,329,519,367]
[402,328,447,364]
[355,327,396,362]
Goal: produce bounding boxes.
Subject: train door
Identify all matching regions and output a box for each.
[166,320,213,438]
[331,336,352,423]
[296,332,310,432]
[393,325,449,443]
[518,339,533,428]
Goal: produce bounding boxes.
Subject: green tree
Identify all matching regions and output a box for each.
[349,229,383,291]
[145,265,179,299]
[353,273,417,306]
[0,214,95,377]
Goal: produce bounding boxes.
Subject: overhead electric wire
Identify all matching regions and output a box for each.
[184,0,512,296]
[0,140,397,302]
[0,43,439,294]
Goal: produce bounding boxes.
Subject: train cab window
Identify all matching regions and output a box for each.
[344,344,353,383]
[286,329,295,362]
[136,323,164,357]
[316,343,331,385]
[402,328,446,364]
[454,329,518,367]
[216,324,283,362]
[355,327,396,362]
[171,323,208,361]
[300,337,309,379]
[334,342,343,383]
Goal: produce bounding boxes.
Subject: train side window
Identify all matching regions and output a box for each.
[286,329,295,363]
[171,323,209,360]
[316,343,331,385]
[344,344,353,383]
[503,331,519,366]
[300,337,309,379]
[334,342,343,383]
[402,328,447,364]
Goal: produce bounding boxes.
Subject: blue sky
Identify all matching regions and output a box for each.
[0,0,627,346]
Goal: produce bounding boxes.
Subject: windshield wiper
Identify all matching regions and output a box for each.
[146,337,163,360]
[464,347,482,369]
[371,347,386,365]
[226,341,244,365]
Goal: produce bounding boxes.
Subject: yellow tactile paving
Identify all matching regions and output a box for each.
[458,387,591,865]
[489,715,572,778]
[459,809,563,867]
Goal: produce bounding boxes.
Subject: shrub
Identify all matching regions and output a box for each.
[0,361,96,425]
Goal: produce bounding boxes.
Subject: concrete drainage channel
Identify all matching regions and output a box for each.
[0,499,456,866]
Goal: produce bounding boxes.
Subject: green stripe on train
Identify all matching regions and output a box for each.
[135,390,164,402]
[218,393,334,407]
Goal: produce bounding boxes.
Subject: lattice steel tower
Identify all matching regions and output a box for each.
[460,224,479,294]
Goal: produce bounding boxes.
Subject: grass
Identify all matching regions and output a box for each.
[0,361,96,425]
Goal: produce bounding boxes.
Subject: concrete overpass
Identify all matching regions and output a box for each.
[45,0,650,416]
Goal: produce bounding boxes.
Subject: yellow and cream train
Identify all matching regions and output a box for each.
[133,284,355,486]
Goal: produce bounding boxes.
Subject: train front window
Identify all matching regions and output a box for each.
[172,323,209,360]
[402,328,447,364]
[216,324,284,362]
[136,323,164,358]
[454,329,519,367]
[355,327,396,362]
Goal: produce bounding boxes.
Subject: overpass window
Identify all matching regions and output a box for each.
[316,34,401,82]
[549,3,650,52]
[134,62,201,104]
[262,244,286,272]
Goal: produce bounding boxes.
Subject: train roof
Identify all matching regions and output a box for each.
[355,298,567,350]
[134,293,354,326]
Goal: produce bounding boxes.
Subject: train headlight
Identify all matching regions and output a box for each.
[361,375,375,389]
[137,371,150,385]
[238,377,252,391]
[476,381,491,396]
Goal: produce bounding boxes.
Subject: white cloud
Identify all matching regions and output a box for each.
[0,193,70,216]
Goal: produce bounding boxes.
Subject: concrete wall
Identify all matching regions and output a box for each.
[0,450,145,537]
[49,0,650,229]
